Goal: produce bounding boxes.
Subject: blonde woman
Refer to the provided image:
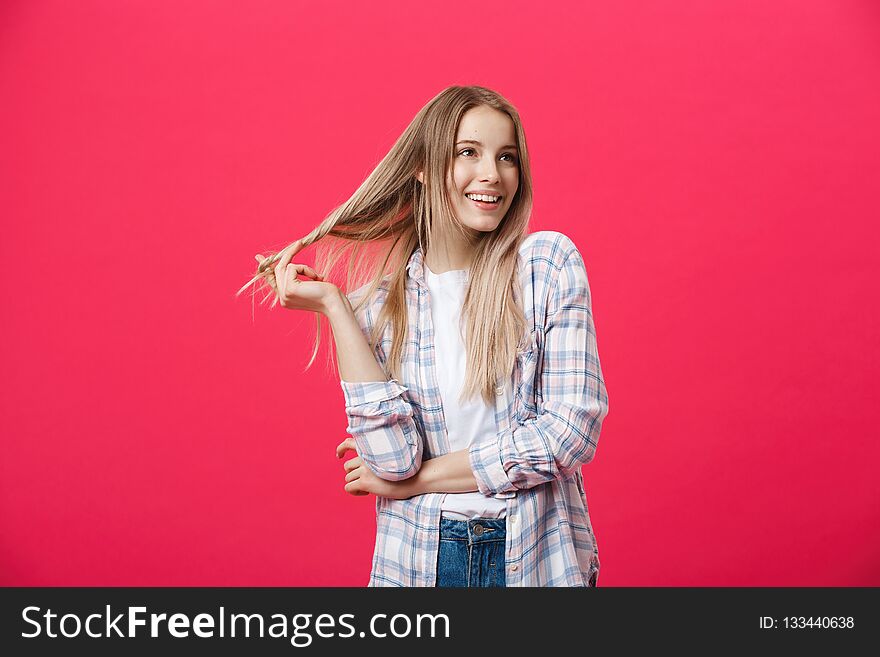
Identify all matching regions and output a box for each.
[239,86,609,587]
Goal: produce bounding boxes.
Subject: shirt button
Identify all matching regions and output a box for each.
[495,385,505,396]
[509,515,518,525]
[510,565,518,572]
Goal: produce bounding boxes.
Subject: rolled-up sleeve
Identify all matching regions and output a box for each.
[469,242,609,495]
[340,379,423,482]
[338,284,424,481]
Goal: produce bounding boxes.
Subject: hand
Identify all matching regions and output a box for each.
[336,438,414,500]
[255,240,341,315]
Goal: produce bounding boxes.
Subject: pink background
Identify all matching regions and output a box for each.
[1,1,878,586]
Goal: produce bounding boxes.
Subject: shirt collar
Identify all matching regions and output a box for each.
[405,245,426,288]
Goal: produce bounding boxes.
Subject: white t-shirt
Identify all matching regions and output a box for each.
[424,263,507,520]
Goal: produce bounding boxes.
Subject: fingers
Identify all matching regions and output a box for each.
[273,239,303,298]
[254,254,268,274]
[336,438,357,459]
[288,263,322,281]
[273,259,288,299]
[278,239,303,265]
[274,262,325,305]
[257,238,322,302]
[278,240,305,272]
[344,481,368,496]
[339,437,368,496]
[296,264,323,280]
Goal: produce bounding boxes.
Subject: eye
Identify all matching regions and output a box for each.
[458,148,518,164]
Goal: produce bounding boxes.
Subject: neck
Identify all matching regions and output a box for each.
[423,226,478,273]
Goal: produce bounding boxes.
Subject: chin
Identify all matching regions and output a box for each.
[465,213,507,232]
[464,221,502,234]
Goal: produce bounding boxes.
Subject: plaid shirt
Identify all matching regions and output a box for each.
[340,231,609,586]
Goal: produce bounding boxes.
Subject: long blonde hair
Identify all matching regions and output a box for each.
[237,85,533,405]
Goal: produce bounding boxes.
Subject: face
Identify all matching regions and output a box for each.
[421,106,520,234]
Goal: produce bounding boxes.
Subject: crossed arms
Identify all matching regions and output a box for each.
[331,245,609,500]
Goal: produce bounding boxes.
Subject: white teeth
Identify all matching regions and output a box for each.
[466,193,500,203]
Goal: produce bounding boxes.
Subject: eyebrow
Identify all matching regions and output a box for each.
[456,139,518,150]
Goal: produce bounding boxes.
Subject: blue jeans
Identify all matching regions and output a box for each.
[436,517,506,587]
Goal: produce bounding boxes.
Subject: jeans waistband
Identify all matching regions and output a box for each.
[439,517,506,544]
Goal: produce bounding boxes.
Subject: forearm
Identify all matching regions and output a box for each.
[407,449,478,496]
[469,243,608,496]
[324,291,387,382]
[327,291,422,481]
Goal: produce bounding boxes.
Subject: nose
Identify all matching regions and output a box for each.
[478,158,500,183]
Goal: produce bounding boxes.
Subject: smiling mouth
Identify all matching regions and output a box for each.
[465,194,502,209]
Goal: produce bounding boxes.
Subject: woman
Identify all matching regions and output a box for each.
[239,85,609,587]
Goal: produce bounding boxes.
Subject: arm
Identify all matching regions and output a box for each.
[406,449,478,495]
[338,443,476,499]
[468,243,610,495]
[326,290,423,482]
[324,291,388,382]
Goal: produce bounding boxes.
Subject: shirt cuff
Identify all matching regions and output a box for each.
[340,378,408,407]
[469,430,518,498]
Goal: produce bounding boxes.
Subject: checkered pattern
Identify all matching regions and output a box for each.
[340,231,609,586]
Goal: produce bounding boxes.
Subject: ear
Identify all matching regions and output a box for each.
[415,170,424,184]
